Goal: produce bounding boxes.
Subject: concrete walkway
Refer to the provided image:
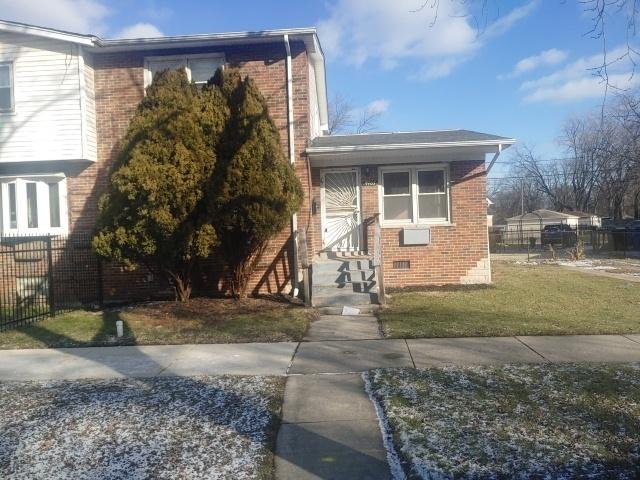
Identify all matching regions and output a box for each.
[275,374,391,480]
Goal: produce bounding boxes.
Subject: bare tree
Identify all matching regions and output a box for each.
[327,93,383,135]
[511,145,575,212]
[327,92,354,135]
[354,105,383,134]
[489,176,545,221]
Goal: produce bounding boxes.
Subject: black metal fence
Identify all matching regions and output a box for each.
[0,234,101,331]
[489,227,640,254]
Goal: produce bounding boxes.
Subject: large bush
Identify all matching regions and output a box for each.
[94,67,302,301]
[93,69,226,301]
[210,70,303,298]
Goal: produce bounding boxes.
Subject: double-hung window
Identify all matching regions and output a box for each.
[0,176,68,235]
[145,54,225,87]
[380,165,450,225]
[0,62,14,113]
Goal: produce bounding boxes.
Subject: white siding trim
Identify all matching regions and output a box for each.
[78,44,86,160]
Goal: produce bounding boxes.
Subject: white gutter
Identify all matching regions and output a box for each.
[306,139,516,155]
[486,143,504,174]
[0,19,94,45]
[284,34,299,296]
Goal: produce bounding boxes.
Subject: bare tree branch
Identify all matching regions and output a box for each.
[327,92,354,135]
[327,93,383,134]
[355,106,382,134]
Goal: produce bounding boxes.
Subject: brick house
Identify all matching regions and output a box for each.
[0,19,514,309]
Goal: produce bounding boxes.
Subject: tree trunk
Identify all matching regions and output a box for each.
[166,269,192,302]
[230,243,266,299]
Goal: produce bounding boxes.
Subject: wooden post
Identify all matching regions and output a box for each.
[372,214,385,305]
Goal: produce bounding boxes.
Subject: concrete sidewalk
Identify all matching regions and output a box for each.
[0,334,639,380]
[0,342,298,381]
[2,318,640,480]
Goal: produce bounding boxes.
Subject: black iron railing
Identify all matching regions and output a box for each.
[0,233,101,331]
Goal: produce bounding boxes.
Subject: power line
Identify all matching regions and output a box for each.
[488,166,639,182]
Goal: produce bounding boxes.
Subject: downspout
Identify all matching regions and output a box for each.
[284,34,299,296]
[484,143,504,284]
[486,143,503,174]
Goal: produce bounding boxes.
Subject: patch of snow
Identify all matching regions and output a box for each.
[362,371,407,480]
[366,364,640,479]
[0,375,281,479]
[558,260,613,270]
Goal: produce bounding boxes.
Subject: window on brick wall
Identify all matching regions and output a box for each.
[0,175,68,235]
[379,164,450,225]
[145,54,225,87]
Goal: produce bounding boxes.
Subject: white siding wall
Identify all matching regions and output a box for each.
[82,51,97,162]
[0,32,92,163]
[308,62,321,139]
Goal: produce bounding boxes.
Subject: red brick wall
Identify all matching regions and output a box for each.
[379,161,489,287]
[64,42,312,302]
[310,161,489,287]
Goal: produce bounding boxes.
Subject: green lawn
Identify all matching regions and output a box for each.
[0,297,312,349]
[380,262,640,338]
[366,364,640,479]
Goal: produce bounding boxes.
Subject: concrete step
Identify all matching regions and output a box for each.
[313,269,375,284]
[317,251,371,260]
[312,283,377,297]
[313,291,379,307]
[317,305,380,315]
[313,259,373,273]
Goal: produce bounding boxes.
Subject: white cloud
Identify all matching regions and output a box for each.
[115,23,163,39]
[0,0,164,38]
[366,99,390,114]
[520,45,639,103]
[523,73,639,103]
[484,0,539,38]
[499,48,568,80]
[0,0,111,34]
[318,0,537,80]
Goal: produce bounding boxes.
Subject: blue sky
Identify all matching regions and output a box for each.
[2,0,637,178]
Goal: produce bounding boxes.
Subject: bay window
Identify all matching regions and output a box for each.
[380,165,450,225]
[0,176,68,235]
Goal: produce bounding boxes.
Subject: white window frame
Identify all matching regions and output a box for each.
[378,164,451,226]
[143,53,226,88]
[0,174,69,235]
[0,61,15,114]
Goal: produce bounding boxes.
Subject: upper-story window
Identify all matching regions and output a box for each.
[0,62,14,113]
[0,176,68,235]
[379,164,451,225]
[144,54,225,87]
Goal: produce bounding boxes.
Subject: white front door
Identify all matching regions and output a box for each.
[321,169,362,251]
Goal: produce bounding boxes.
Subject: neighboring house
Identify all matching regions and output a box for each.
[506,209,602,232]
[487,198,494,227]
[506,210,580,232]
[568,211,602,228]
[0,19,514,306]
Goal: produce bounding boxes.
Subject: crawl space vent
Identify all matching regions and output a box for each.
[393,260,411,270]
